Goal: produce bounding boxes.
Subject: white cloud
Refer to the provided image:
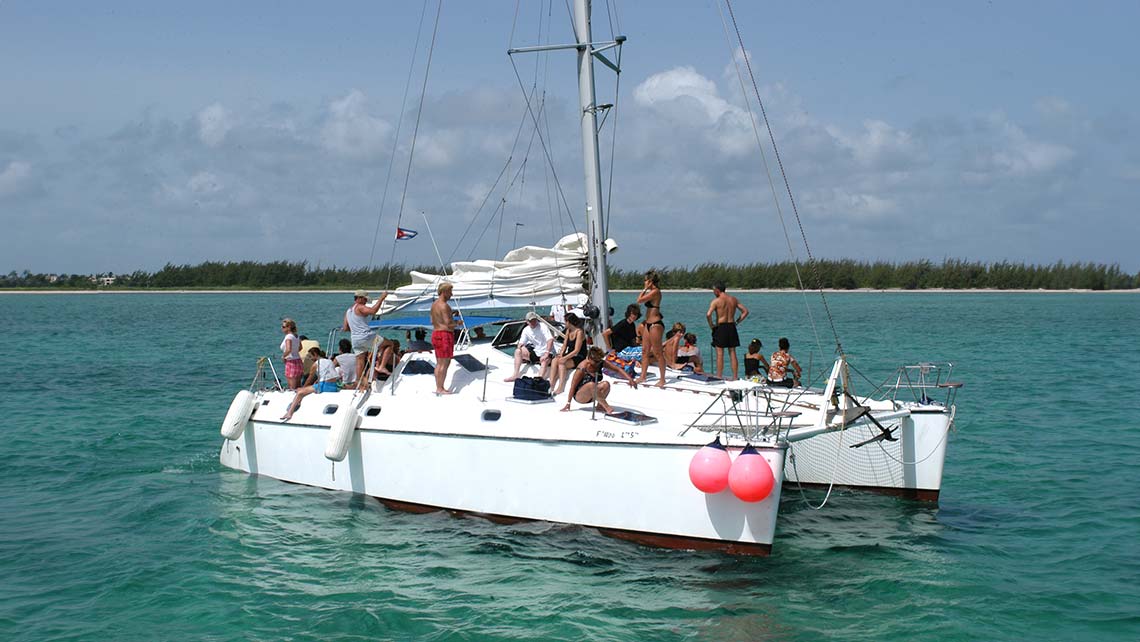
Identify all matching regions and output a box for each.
[197,103,232,147]
[828,120,921,169]
[0,160,34,199]
[319,90,391,159]
[1118,164,1140,181]
[188,171,223,194]
[1035,96,1072,117]
[634,66,738,124]
[990,118,1074,175]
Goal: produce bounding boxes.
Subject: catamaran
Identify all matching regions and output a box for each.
[219,0,959,554]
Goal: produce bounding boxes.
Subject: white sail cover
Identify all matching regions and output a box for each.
[377,233,598,315]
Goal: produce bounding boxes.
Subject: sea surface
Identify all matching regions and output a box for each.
[1,291,1138,641]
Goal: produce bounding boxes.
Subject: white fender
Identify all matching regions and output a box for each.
[220,390,257,440]
[324,408,361,462]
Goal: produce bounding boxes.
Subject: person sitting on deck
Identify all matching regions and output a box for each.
[367,337,402,384]
[674,333,704,372]
[603,304,641,353]
[550,313,587,395]
[281,347,341,421]
[561,347,637,415]
[405,328,432,351]
[768,337,802,388]
[299,335,321,379]
[663,322,686,366]
[334,338,357,387]
[744,339,770,381]
[504,311,554,382]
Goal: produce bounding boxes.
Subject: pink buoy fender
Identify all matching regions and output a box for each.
[728,444,775,502]
[689,437,732,494]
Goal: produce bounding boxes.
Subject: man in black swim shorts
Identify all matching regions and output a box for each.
[706,282,749,380]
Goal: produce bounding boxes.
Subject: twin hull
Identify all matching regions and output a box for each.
[784,408,951,501]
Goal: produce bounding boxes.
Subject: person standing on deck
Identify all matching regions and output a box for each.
[430,282,456,395]
[343,289,388,383]
[279,318,303,390]
[706,283,749,380]
[636,270,667,388]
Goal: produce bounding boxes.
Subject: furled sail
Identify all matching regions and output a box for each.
[377,233,603,314]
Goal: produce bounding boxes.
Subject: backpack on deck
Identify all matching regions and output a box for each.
[512,376,552,400]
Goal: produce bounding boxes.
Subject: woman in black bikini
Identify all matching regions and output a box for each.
[744,338,770,379]
[561,347,637,414]
[550,313,586,395]
[636,270,667,388]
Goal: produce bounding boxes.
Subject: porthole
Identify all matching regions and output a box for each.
[323,405,339,415]
[365,407,382,417]
[482,409,502,422]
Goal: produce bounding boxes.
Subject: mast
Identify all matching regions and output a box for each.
[573,0,611,346]
[508,0,623,345]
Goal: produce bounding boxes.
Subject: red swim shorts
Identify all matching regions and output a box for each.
[285,358,303,379]
[432,330,455,359]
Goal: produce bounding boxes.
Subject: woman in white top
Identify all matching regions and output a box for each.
[280,318,303,389]
[282,347,341,421]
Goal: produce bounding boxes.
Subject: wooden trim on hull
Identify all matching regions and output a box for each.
[597,527,771,556]
[375,496,772,556]
[789,481,939,502]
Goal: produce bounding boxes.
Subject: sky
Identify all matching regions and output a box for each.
[1,0,1138,275]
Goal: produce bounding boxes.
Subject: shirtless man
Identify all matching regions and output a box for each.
[430,282,456,395]
[706,282,749,379]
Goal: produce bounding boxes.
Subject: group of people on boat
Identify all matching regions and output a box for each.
[275,277,803,419]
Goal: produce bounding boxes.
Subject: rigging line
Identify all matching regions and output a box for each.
[610,0,623,36]
[446,96,534,262]
[469,199,507,257]
[386,0,444,290]
[508,56,580,239]
[844,360,892,399]
[491,194,507,302]
[509,0,522,49]
[539,89,571,238]
[713,1,827,366]
[724,0,843,356]
[369,0,431,278]
[602,43,622,242]
[464,124,540,260]
[421,211,467,329]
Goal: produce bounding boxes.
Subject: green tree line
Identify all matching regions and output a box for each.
[611,259,1139,290]
[3,258,1138,290]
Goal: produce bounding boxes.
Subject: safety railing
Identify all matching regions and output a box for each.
[884,362,962,407]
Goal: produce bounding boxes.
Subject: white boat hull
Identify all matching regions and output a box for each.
[784,405,952,501]
[220,377,787,554]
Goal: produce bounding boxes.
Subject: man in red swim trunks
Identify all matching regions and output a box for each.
[430,282,456,394]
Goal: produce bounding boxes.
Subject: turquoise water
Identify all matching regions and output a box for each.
[2,291,1138,641]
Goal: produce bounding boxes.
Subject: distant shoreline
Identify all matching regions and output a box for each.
[2,288,1138,295]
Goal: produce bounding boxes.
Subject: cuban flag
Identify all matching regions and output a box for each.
[395,227,419,240]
